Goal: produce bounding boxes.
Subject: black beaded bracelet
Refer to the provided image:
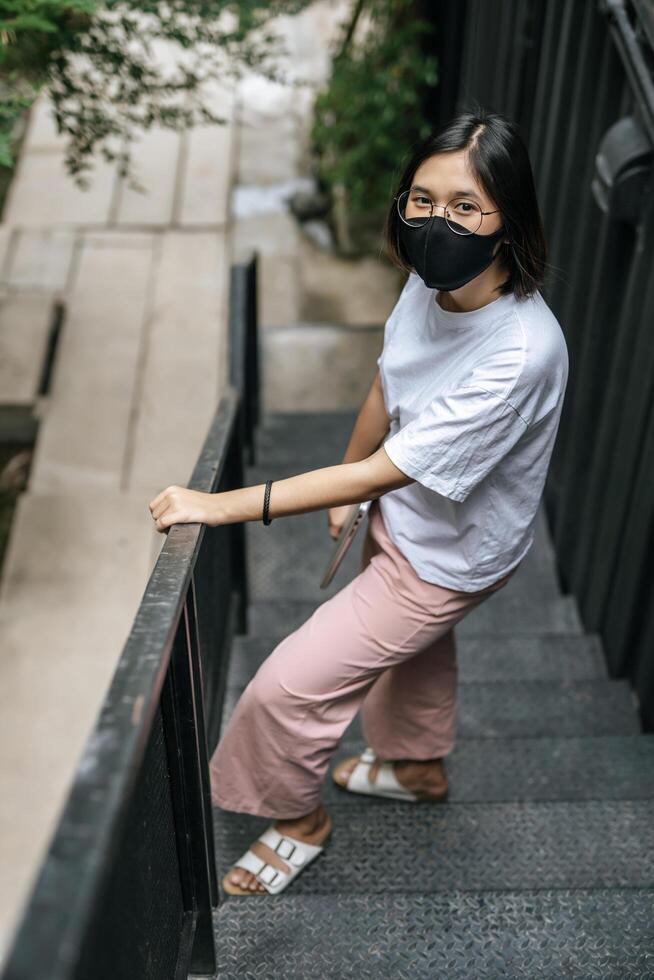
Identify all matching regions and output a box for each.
[263,479,273,525]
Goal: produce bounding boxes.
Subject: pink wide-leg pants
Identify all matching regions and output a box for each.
[209,497,519,819]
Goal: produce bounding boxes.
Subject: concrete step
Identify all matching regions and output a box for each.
[27,229,227,494]
[213,798,654,895]
[261,324,383,410]
[226,631,608,688]
[0,227,76,293]
[0,293,54,405]
[212,888,654,978]
[219,677,640,742]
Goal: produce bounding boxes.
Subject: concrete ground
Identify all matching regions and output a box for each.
[0,1,403,963]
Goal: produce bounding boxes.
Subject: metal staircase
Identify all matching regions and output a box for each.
[209,410,654,978]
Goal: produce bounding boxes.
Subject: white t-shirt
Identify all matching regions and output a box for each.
[377,271,569,592]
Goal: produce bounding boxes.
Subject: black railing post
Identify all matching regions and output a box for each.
[229,250,259,468]
[166,601,217,975]
[246,251,261,457]
[228,402,249,636]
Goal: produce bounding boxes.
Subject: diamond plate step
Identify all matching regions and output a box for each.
[212,889,654,979]
[213,413,651,979]
[326,734,654,803]
[244,467,567,605]
[246,595,582,636]
[254,410,358,465]
[213,799,654,895]
[219,677,640,742]
[225,632,607,688]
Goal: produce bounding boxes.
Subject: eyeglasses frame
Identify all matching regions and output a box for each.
[394,190,502,236]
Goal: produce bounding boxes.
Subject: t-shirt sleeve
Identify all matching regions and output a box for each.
[382,383,530,503]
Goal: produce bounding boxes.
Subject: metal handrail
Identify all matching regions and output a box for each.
[1,251,260,979]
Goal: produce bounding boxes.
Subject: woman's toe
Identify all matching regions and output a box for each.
[334,755,359,785]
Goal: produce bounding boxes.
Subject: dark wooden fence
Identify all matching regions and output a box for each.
[0,252,260,979]
[429,0,654,730]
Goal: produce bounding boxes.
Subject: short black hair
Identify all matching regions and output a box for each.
[383,103,548,300]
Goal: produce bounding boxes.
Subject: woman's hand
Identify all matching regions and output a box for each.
[149,485,217,534]
[327,504,354,541]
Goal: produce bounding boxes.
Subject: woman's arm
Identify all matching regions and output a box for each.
[210,443,412,526]
[149,371,414,532]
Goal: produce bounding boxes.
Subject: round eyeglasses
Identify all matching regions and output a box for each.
[395,189,501,236]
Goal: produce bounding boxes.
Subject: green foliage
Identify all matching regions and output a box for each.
[310,0,438,245]
[0,0,314,187]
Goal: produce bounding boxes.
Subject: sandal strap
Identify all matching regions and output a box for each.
[233,849,288,889]
[346,746,419,800]
[230,824,327,895]
[258,826,325,866]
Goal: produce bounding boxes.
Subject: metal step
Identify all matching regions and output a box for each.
[246,594,583,636]
[219,677,640,742]
[213,411,651,979]
[226,631,607,688]
[212,888,654,978]
[327,733,654,804]
[254,409,358,465]
[213,798,654,895]
[245,509,569,610]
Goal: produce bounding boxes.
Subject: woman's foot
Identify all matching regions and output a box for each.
[332,752,448,799]
[224,804,333,894]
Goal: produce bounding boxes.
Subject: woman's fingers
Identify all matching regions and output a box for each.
[149,487,214,533]
[153,504,174,532]
[151,500,171,522]
[149,485,180,513]
[150,487,183,524]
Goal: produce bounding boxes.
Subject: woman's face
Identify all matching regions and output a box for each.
[406,150,505,246]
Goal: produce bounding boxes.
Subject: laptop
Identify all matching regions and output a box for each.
[320,500,373,589]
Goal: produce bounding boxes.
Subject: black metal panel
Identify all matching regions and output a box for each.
[604,371,654,688]
[416,0,468,127]
[544,29,625,511]
[75,704,184,980]
[634,574,654,729]
[538,2,587,224]
[546,1,607,274]
[446,0,654,727]
[529,0,568,172]
[576,213,654,634]
[553,213,635,584]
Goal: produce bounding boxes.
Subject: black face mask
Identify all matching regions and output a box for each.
[398,213,506,291]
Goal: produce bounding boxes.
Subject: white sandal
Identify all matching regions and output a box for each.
[222,824,330,896]
[335,746,448,803]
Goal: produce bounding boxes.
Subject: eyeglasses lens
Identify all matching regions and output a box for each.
[397,189,482,235]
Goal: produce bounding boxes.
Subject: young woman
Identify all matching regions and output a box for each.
[148,105,569,896]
